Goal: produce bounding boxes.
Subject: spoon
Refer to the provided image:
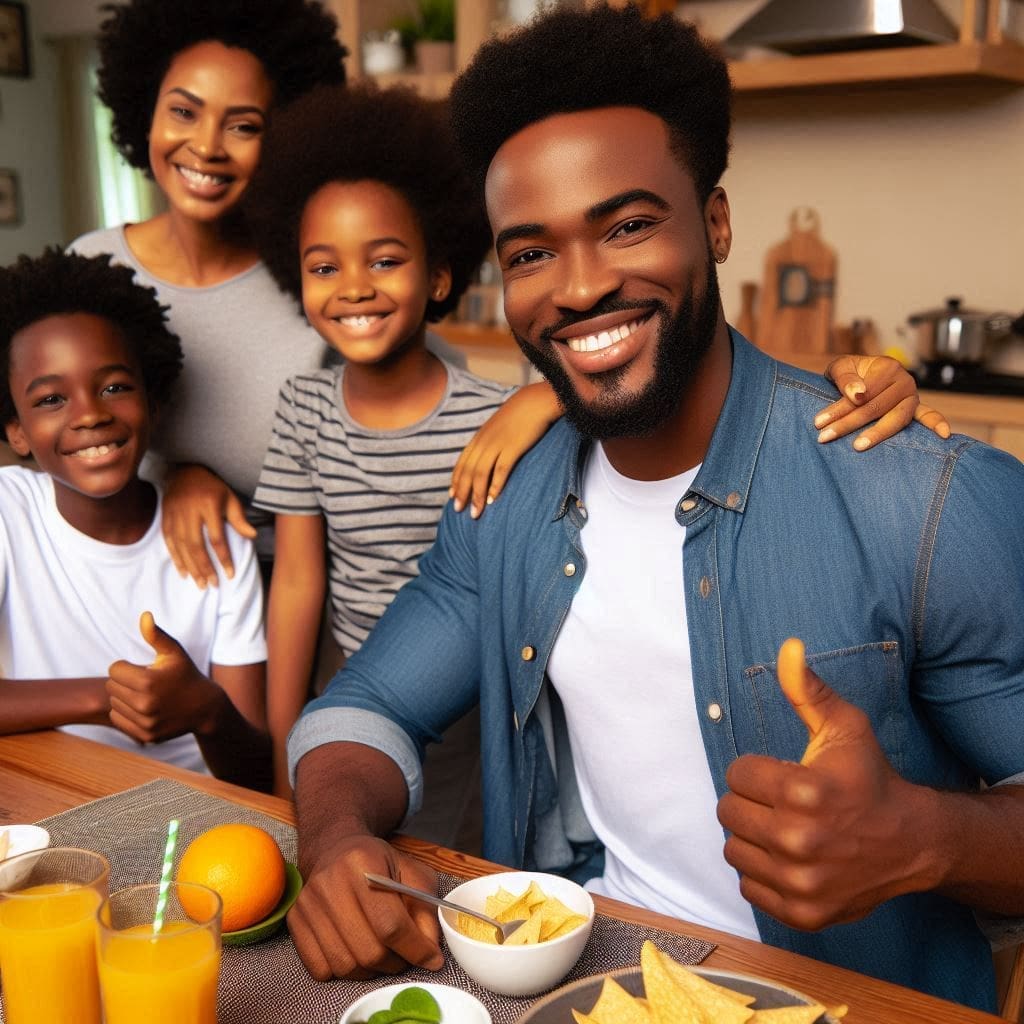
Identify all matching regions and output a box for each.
[364,872,527,944]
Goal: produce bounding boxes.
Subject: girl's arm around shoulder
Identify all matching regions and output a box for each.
[450,380,562,518]
[815,354,950,451]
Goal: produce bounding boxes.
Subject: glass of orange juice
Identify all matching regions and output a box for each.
[0,846,110,1024]
[96,881,222,1024]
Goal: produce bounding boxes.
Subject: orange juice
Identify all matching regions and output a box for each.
[0,882,103,1024]
[98,921,220,1024]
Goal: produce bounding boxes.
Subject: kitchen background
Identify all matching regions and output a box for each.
[2,0,1024,444]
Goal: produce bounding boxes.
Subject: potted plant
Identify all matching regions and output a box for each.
[392,0,455,74]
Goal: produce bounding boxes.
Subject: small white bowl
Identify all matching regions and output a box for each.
[438,871,594,997]
[0,825,51,889]
[339,982,490,1024]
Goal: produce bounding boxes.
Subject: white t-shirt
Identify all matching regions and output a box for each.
[546,443,759,940]
[0,467,267,772]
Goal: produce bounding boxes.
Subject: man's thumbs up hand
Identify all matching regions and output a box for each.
[717,638,924,931]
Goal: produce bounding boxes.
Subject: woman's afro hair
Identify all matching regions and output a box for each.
[96,0,347,173]
[449,3,731,201]
[245,82,492,323]
[0,248,183,424]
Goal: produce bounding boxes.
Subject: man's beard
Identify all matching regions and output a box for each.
[511,254,721,440]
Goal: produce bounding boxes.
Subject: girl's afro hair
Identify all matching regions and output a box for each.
[245,82,492,323]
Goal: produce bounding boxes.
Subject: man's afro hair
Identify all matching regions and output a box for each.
[450,3,731,201]
[245,82,492,323]
[0,248,183,425]
[97,0,347,173]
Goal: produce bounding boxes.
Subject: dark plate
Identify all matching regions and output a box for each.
[516,964,843,1023]
[222,862,302,947]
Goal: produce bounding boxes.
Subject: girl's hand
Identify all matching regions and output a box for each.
[450,381,563,518]
[162,464,256,587]
[815,355,951,452]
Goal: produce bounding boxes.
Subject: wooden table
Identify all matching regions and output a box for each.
[0,730,1001,1023]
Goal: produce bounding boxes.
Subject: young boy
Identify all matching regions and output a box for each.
[0,248,271,790]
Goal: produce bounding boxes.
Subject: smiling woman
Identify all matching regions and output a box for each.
[67,0,348,588]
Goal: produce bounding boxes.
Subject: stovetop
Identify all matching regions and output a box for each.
[913,362,1024,397]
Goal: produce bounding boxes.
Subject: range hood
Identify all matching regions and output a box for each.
[725,0,959,55]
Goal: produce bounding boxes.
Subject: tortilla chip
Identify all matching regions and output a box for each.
[639,940,711,1024]
[586,977,653,1024]
[503,910,543,945]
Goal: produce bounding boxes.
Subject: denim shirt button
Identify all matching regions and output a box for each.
[563,562,577,577]
[576,498,587,517]
[680,497,697,513]
[707,702,723,722]
[521,645,536,661]
[726,491,741,508]
[699,576,713,598]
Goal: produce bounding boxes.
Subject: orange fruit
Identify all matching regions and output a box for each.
[175,823,286,932]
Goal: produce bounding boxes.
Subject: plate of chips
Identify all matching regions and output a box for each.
[516,940,848,1023]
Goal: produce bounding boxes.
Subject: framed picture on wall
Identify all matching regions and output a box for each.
[0,1,30,79]
[0,169,20,225]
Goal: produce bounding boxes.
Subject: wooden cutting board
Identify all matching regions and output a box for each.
[756,207,837,356]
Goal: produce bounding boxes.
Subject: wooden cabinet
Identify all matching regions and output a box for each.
[328,0,1024,96]
[727,0,1024,92]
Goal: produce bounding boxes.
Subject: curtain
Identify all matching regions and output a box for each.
[54,34,164,245]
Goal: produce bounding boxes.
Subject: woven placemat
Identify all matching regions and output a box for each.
[30,778,714,1024]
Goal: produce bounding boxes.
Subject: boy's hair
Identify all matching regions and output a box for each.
[0,248,183,425]
[449,3,731,202]
[97,0,347,174]
[246,83,491,323]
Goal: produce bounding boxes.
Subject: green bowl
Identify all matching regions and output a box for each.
[222,862,302,947]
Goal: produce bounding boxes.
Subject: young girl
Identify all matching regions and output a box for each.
[245,83,563,824]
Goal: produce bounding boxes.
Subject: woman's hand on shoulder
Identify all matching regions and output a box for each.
[816,354,951,452]
[450,380,562,518]
[162,464,256,587]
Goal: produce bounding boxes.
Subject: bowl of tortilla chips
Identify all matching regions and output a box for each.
[438,871,594,996]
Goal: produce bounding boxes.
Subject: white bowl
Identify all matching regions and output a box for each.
[338,982,490,1024]
[0,825,51,889]
[438,871,594,997]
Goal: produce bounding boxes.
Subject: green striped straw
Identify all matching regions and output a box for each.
[152,818,180,936]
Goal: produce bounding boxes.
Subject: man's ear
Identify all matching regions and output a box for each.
[4,419,31,458]
[705,186,732,264]
[429,264,453,304]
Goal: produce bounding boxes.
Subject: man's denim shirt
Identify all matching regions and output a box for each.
[291,332,1024,1011]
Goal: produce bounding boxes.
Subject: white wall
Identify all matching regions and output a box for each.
[719,83,1024,354]
[0,0,63,264]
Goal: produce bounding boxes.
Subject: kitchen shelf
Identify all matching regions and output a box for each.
[729,41,1024,93]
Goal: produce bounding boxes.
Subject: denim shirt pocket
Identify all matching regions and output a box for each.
[743,641,905,773]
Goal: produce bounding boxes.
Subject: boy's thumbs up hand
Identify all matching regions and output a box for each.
[717,637,923,931]
[107,612,214,745]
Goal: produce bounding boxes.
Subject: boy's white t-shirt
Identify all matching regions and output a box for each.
[546,443,760,940]
[0,466,266,772]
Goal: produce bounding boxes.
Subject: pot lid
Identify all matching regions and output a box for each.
[908,298,999,325]
[725,0,958,55]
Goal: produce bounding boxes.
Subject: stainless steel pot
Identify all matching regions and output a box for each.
[908,297,1013,365]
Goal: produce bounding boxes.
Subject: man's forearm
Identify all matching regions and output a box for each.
[924,783,1024,915]
[294,741,410,877]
